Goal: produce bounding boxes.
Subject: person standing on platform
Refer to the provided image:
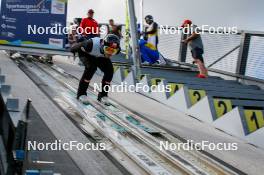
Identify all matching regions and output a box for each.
[143,15,159,50]
[140,15,166,65]
[181,19,208,78]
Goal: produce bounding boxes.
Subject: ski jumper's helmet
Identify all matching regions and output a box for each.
[145,15,154,22]
[102,34,121,55]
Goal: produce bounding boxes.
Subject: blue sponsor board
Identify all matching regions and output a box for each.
[0,0,68,50]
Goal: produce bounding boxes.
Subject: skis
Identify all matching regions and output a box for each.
[84,90,161,134]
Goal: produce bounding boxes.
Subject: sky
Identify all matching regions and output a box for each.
[67,0,264,31]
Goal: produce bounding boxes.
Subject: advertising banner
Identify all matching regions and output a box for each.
[0,0,68,50]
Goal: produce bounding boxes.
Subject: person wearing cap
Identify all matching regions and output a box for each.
[70,34,121,105]
[80,9,100,40]
[181,20,208,78]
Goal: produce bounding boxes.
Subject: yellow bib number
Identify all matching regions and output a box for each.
[244,110,264,134]
[139,74,147,81]
[151,78,164,86]
[123,68,130,78]
[113,65,119,73]
[213,99,233,119]
[188,90,206,105]
[167,83,184,97]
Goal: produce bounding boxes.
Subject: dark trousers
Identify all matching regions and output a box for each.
[77,54,114,99]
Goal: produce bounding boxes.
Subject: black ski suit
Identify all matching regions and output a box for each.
[71,38,114,99]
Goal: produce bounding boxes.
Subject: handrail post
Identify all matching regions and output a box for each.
[178,31,188,62]
[127,0,141,82]
[236,32,251,75]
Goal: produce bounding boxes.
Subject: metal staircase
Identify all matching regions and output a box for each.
[111,63,264,149]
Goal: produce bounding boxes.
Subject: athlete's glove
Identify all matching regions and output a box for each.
[70,40,88,54]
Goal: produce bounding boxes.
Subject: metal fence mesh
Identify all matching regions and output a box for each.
[185,33,241,73]
[246,36,264,80]
[117,24,264,80]
[158,32,182,61]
